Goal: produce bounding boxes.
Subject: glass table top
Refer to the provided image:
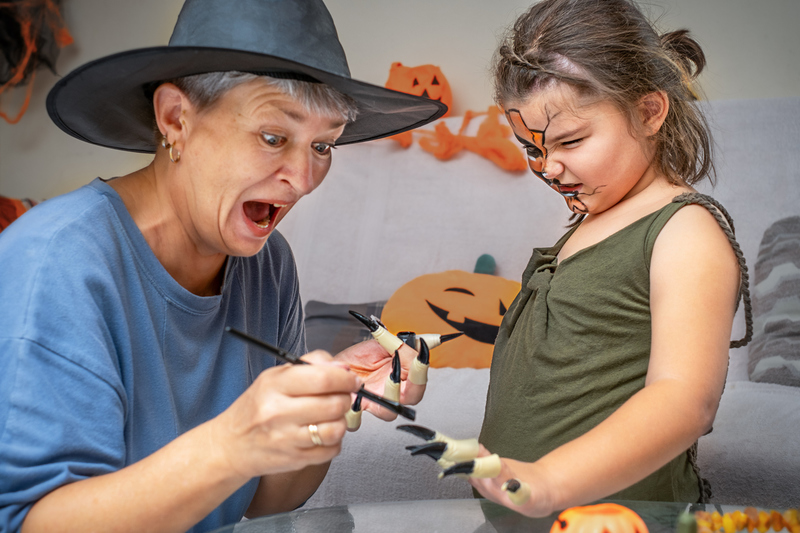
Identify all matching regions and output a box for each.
[210,498,705,533]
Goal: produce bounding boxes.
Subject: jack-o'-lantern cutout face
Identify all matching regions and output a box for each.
[381,270,520,368]
[385,62,452,118]
[551,504,649,533]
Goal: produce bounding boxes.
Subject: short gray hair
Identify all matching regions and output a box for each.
[152,71,359,140]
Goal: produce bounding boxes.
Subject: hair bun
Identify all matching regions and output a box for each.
[660,29,706,79]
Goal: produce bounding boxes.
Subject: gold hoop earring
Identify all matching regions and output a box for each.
[169,145,181,163]
[161,135,171,149]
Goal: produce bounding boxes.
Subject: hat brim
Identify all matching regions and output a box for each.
[47,46,448,152]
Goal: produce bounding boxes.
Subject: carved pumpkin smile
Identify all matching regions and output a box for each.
[425,293,506,345]
[381,270,521,368]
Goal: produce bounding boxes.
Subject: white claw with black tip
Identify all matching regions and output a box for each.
[397,424,480,461]
[439,453,502,479]
[406,437,478,463]
[398,331,464,351]
[345,391,363,432]
[405,441,455,469]
[349,310,404,353]
[408,338,430,385]
[501,478,531,505]
[383,350,401,402]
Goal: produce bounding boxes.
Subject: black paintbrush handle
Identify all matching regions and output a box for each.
[225,327,306,365]
[225,327,416,421]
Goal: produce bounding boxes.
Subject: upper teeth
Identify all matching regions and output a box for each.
[274,204,286,208]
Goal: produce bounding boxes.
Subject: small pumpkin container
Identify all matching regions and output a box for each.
[551,503,649,533]
[380,269,520,368]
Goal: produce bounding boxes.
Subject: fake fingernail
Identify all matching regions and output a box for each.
[383,351,401,402]
[346,392,363,432]
[397,424,437,441]
[439,454,502,479]
[501,478,531,505]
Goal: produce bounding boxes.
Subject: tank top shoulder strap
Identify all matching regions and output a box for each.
[668,193,753,348]
[643,200,687,256]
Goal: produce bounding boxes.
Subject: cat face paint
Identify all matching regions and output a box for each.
[505,108,589,214]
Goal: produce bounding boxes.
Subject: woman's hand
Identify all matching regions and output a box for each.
[335,340,427,420]
[212,350,360,480]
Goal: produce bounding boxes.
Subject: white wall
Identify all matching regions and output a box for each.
[1,0,799,200]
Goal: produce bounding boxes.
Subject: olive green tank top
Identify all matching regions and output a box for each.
[479,199,708,502]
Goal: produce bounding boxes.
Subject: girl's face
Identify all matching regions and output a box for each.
[505,84,658,215]
[173,78,346,258]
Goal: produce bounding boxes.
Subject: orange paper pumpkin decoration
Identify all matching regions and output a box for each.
[381,270,520,368]
[385,62,452,117]
[551,504,649,533]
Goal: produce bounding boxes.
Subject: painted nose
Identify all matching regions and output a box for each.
[542,157,564,179]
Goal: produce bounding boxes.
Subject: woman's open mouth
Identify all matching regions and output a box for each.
[243,201,286,230]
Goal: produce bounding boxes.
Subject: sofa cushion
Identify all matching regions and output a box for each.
[305,300,385,355]
[748,216,800,387]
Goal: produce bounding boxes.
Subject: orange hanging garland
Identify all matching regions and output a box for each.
[383,62,526,173]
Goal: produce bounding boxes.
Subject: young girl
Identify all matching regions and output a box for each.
[463,0,751,517]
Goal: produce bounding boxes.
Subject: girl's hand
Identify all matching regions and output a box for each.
[211,350,359,480]
[334,340,427,420]
[468,445,557,518]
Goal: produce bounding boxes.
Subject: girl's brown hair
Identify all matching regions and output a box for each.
[494,0,713,186]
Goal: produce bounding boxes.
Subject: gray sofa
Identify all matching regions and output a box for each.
[276,97,800,510]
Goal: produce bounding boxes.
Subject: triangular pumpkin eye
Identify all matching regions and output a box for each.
[412,78,419,87]
[432,76,440,85]
[499,300,507,315]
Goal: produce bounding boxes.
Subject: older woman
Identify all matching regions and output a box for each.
[0,1,445,532]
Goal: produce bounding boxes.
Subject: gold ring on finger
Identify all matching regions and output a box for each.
[308,424,323,446]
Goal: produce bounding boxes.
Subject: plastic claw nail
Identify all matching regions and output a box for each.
[406,441,447,458]
[406,437,479,463]
[405,442,455,469]
[408,338,429,385]
[439,454,502,479]
[390,350,401,383]
[345,392,363,432]
[396,424,437,441]
[397,424,480,461]
[417,338,430,365]
[349,310,380,332]
[383,350,401,402]
[397,331,464,352]
[349,310,404,353]
[501,478,531,506]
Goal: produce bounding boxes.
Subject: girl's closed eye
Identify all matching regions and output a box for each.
[561,137,583,147]
[260,132,286,148]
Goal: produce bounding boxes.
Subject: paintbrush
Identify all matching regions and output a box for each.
[225,327,416,421]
